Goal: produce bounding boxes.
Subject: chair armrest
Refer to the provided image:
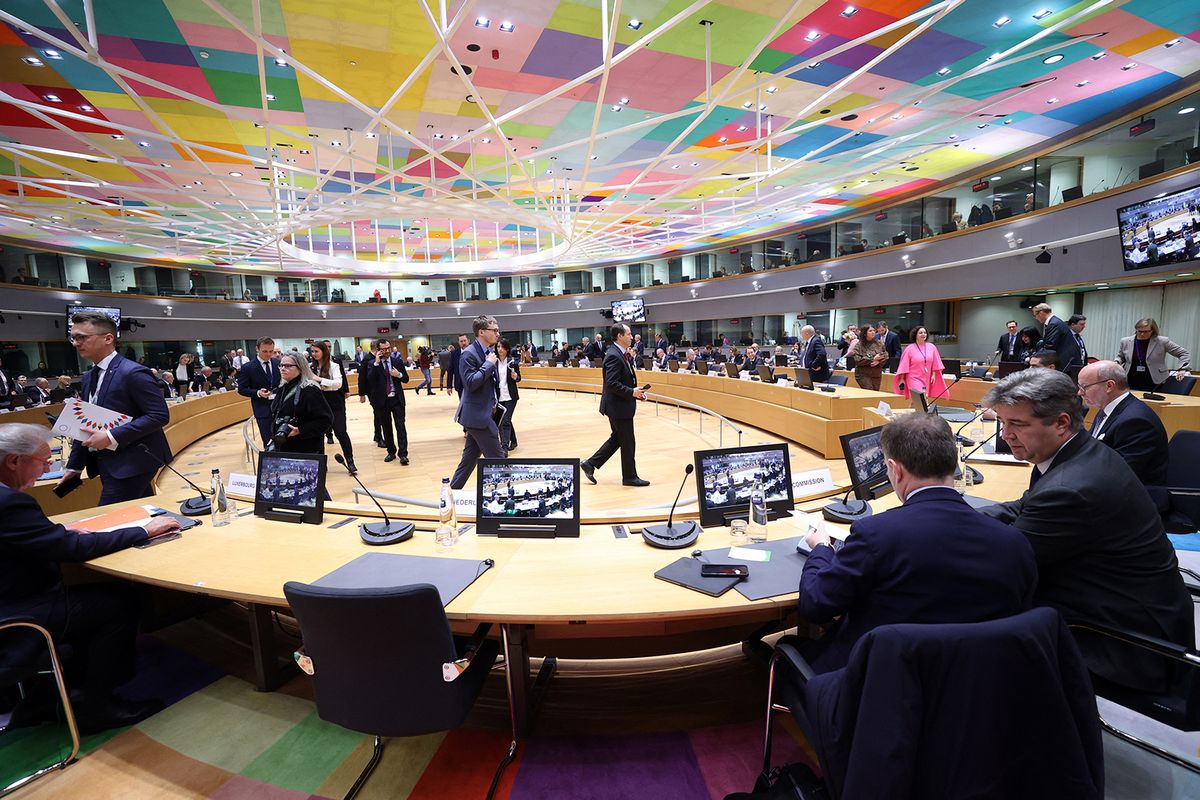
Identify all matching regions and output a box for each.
[773,641,817,683]
[1067,622,1200,667]
[1163,487,1200,497]
[0,616,39,630]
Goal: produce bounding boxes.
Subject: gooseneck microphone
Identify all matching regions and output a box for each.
[641,464,701,549]
[334,453,414,545]
[821,468,887,524]
[138,443,211,516]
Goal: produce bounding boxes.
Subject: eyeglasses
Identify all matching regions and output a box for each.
[279,363,298,370]
[1077,380,1110,392]
[485,327,501,333]
[68,332,105,343]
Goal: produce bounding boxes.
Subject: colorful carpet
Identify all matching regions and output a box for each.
[3,638,813,799]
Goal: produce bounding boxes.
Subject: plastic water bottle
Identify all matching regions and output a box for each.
[436,477,458,550]
[954,441,967,493]
[969,403,985,444]
[210,468,230,527]
[747,478,768,543]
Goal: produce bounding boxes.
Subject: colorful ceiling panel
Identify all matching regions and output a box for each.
[0,0,1194,277]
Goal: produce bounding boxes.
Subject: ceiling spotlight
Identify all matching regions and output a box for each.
[742,101,753,108]
[43,93,61,102]
[758,104,767,111]
[627,18,643,30]
[228,171,243,176]
[993,15,1010,27]
[1164,38,1182,48]
[804,31,822,41]
[1032,8,1053,19]
[50,214,63,220]
[1045,97,1059,104]
[498,21,515,32]
[111,133,124,140]
[1076,79,1090,87]
[274,54,288,66]
[475,16,490,27]
[138,140,151,147]
[619,97,629,105]
[766,85,777,94]
[1178,107,1195,115]
[690,161,699,166]
[1042,54,1064,64]
[936,67,951,76]
[773,184,783,189]
[21,56,44,66]
[481,136,491,143]
[42,49,62,59]
[331,140,342,146]
[610,104,622,112]
[1121,62,1137,70]
[806,61,822,69]
[253,122,264,128]
[265,93,276,101]
[1090,52,1106,60]
[841,6,858,17]
[736,125,748,131]
[717,136,728,143]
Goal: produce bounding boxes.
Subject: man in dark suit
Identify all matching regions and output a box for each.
[584,334,605,362]
[1,422,180,732]
[0,366,15,410]
[1068,315,1088,364]
[877,322,901,360]
[237,336,281,446]
[997,320,1022,362]
[358,337,409,465]
[447,333,468,396]
[581,323,649,487]
[218,350,236,382]
[25,377,51,405]
[1077,360,1168,492]
[190,367,216,394]
[450,316,505,490]
[798,325,831,383]
[1032,303,1081,372]
[981,369,1192,690]
[58,312,173,505]
[799,412,1036,673]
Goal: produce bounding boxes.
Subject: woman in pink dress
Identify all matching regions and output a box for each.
[894,326,949,401]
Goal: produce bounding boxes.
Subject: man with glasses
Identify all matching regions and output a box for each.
[580,323,650,487]
[358,338,410,465]
[997,320,1021,363]
[1076,360,1168,498]
[57,312,173,505]
[450,315,505,490]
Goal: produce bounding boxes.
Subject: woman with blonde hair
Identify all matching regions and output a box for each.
[269,351,332,454]
[1116,317,1192,392]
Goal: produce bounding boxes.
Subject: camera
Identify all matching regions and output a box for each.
[272,416,296,448]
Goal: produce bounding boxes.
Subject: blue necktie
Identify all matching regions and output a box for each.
[1028,466,1043,492]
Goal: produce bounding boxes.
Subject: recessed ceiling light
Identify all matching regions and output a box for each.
[936,67,951,76]
[804,30,822,41]
[671,164,679,169]
[1003,118,1013,124]
[619,97,629,105]
[758,104,767,111]
[498,21,514,32]
[1152,279,1167,283]
[1076,79,1090,87]
[1164,38,1182,48]
[481,137,491,143]
[773,184,783,189]
[990,175,1002,181]
[1177,273,1193,277]
[1179,107,1196,115]
[43,94,60,102]
[21,56,44,66]
[736,125,748,132]
[274,56,288,66]
[742,101,753,108]
[137,140,150,147]
[717,136,727,143]
[1043,54,1064,64]
[1021,165,1033,171]
[50,214,63,220]
[610,105,621,112]
[111,133,124,140]
[159,162,169,167]
[807,61,822,69]
[841,6,858,17]
[993,15,1010,27]
[1045,97,1059,104]
[1121,62,1137,70]
[1032,8,1054,19]
[229,171,243,177]
[331,140,342,146]
[365,132,376,138]
[42,49,62,59]
[627,18,642,30]
[474,16,490,28]
[265,93,276,101]
[299,149,309,154]
[1090,52,1106,60]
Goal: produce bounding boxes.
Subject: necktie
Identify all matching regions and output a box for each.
[88,365,102,402]
[1028,465,1043,492]
[1091,409,1107,437]
[1009,334,1015,354]
[626,351,635,373]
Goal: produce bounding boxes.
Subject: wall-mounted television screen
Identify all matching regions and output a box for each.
[1117,183,1200,271]
[611,297,646,323]
[66,305,121,340]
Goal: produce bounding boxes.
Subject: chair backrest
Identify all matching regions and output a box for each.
[827,374,848,386]
[807,607,1102,800]
[1165,430,1200,490]
[282,582,482,737]
[1162,376,1197,396]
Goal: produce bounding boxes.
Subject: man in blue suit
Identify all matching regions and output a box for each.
[799,412,1037,673]
[1032,303,1081,372]
[450,316,505,490]
[2,422,180,731]
[877,322,901,360]
[58,312,174,505]
[447,333,468,396]
[1077,360,1169,498]
[798,325,831,383]
[237,336,281,446]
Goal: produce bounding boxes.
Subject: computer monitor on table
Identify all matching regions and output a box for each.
[839,425,893,503]
[724,362,740,379]
[696,359,709,375]
[255,451,327,524]
[794,368,814,390]
[941,359,961,377]
[642,356,654,370]
[997,361,1027,379]
[694,443,794,528]
[756,364,774,382]
[476,458,580,538]
[774,354,789,367]
[668,359,680,372]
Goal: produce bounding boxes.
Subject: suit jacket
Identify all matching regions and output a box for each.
[357,353,409,406]
[1039,315,1082,371]
[0,368,13,408]
[0,485,147,668]
[598,344,638,420]
[800,337,832,383]
[981,433,1193,689]
[584,341,605,361]
[1091,393,1169,488]
[66,353,173,481]
[270,381,333,453]
[1116,335,1192,386]
[237,357,281,419]
[454,340,500,429]
[25,385,50,404]
[997,331,1022,362]
[799,487,1036,673]
[881,331,901,360]
[447,347,463,392]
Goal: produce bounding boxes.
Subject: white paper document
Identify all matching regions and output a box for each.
[52,398,132,442]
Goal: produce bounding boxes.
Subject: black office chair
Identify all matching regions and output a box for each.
[0,617,81,797]
[1159,430,1200,534]
[1162,375,1197,396]
[282,582,507,800]
[825,375,848,386]
[759,608,1102,799]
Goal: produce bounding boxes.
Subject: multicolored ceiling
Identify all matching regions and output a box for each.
[0,0,1196,277]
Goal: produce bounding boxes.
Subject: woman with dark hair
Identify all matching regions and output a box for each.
[414,347,434,395]
[893,325,947,400]
[309,341,355,473]
[496,338,521,452]
[1017,327,1040,364]
[852,326,887,391]
[269,352,332,454]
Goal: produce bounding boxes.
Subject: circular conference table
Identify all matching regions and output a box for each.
[57,367,1035,735]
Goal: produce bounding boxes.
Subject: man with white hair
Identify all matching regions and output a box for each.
[0,423,179,732]
[25,376,51,405]
[798,324,831,383]
[1076,360,1168,493]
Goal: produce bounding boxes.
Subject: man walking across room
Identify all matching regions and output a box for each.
[581,323,650,487]
[450,316,506,490]
[358,338,410,465]
[237,336,281,446]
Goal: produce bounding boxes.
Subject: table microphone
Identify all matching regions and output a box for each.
[821,468,888,524]
[137,443,211,516]
[333,453,413,545]
[642,464,701,549]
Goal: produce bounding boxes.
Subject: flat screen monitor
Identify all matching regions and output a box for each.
[1139,160,1165,180]
[668,359,680,372]
[891,233,907,245]
[941,358,961,377]
[756,364,774,383]
[66,305,121,340]
[255,451,326,524]
[940,223,957,234]
[1061,185,1083,202]
[794,367,814,390]
[610,297,646,323]
[570,358,580,368]
[774,354,789,367]
[642,355,654,370]
[714,353,728,364]
[694,443,794,528]
[994,206,1013,220]
[696,359,709,375]
[910,390,929,413]
[476,459,580,538]
[1117,182,1200,271]
[839,425,893,503]
[997,361,1028,379]
[724,362,740,379]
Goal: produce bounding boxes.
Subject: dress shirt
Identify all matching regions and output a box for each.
[498,357,512,402]
[317,360,343,392]
[1006,333,1017,356]
[175,364,188,381]
[901,484,949,503]
[1090,392,1130,439]
[82,351,121,451]
[1034,432,1082,476]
